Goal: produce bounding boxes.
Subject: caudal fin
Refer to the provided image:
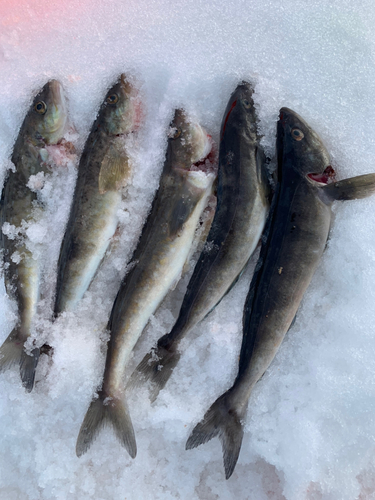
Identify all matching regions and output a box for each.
[0,331,40,392]
[76,392,137,458]
[129,346,181,403]
[186,392,245,479]
[20,347,40,392]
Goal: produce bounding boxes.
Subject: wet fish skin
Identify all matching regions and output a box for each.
[76,109,216,458]
[132,81,270,401]
[0,80,68,391]
[186,107,375,479]
[54,74,139,315]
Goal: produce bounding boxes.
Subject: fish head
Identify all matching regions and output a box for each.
[99,74,140,135]
[220,81,259,141]
[26,80,68,145]
[277,108,334,184]
[167,109,212,171]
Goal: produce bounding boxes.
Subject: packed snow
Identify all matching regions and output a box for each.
[1,0,375,499]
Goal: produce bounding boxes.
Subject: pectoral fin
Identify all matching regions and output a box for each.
[98,143,131,194]
[168,197,192,237]
[322,174,375,201]
[168,185,204,238]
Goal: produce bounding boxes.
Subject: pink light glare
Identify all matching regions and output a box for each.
[0,0,93,29]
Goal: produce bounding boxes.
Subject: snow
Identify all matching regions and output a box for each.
[1,0,375,498]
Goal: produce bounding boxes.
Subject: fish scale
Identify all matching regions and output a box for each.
[76,108,216,459]
[54,74,139,316]
[186,106,375,480]
[131,81,271,403]
[0,80,69,392]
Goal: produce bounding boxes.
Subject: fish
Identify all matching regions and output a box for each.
[131,81,271,401]
[76,109,216,458]
[54,74,140,315]
[186,107,375,479]
[0,80,69,391]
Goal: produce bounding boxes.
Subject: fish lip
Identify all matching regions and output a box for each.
[279,107,298,129]
[118,73,138,103]
[276,117,285,162]
[305,177,329,187]
[189,136,215,174]
[306,166,336,185]
[173,133,215,175]
[169,108,215,172]
[236,80,254,93]
[221,80,257,140]
[172,108,187,123]
[230,80,255,103]
[45,79,65,111]
[48,79,63,97]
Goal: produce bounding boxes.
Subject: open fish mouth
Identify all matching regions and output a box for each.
[307,166,336,185]
[190,133,216,175]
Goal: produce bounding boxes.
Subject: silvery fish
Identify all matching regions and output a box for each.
[54,74,140,315]
[76,109,216,459]
[186,107,375,479]
[0,80,69,391]
[133,81,270,401]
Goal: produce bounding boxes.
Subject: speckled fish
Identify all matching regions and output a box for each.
[132,82,270,401]
[76,109,216,459]
[186,107,375,479]
[0,80,69,391]
[54,74,140,315]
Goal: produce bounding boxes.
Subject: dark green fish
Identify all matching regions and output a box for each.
[132,82,270,401]
[186,107,375,479]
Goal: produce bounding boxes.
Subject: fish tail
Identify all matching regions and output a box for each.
[130,344,181,403]
[186,391,245,480]
[0,331,23,372]
[0,331,39,392]
[20,347,40,392]
[76,392,137,459]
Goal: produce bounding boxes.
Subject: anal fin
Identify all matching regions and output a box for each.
[128,345,181,403]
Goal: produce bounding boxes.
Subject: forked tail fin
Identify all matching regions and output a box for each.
[0,330,40,392]
[76,392,137,459]
[129,345,181,403]
[20,347,40,392]
[186,392,245,479]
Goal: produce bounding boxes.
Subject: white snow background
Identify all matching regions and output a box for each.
[1,0,375,499]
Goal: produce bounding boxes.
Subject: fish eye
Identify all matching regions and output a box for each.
[34,101,47,115]
[291,128,304,141]
[106,93,119,105]
[242,99,252,109]
[169,127,181,139]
